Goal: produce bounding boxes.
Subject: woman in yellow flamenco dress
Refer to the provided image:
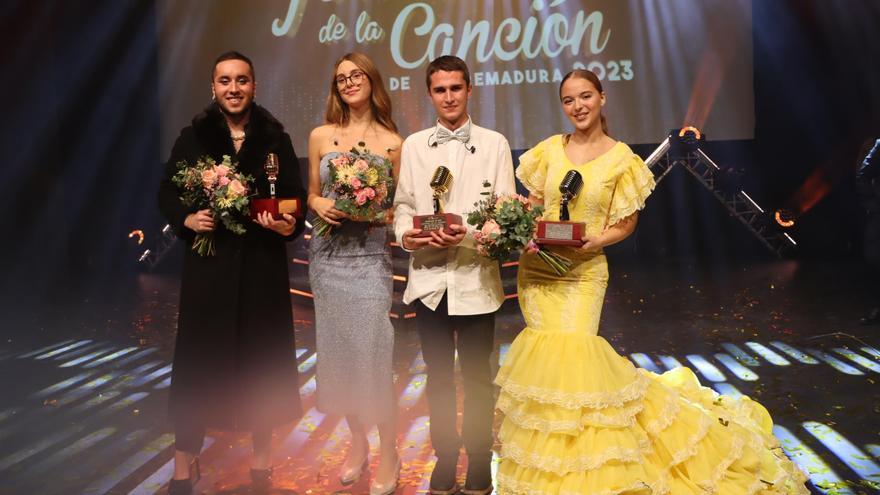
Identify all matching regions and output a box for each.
[494,69,809,495]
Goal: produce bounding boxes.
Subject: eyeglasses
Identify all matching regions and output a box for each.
[335,70,367,88]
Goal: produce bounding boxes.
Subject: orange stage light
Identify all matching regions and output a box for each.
[128,230,144,245]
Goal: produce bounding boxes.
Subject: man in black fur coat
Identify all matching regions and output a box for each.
[157,51,306,494]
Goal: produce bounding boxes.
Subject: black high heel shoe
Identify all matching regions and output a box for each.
[250,466,273,494]
[168,457,201,495]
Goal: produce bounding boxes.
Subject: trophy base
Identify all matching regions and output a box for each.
[413,213,463,237]
[250,198,302,220]
[535,220,586,246]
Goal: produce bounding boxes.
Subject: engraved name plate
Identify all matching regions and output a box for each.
[544,222,575,239]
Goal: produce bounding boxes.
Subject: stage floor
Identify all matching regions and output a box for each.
[1,257,878,494]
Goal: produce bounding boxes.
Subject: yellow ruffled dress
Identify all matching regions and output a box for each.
[495,135,809,495]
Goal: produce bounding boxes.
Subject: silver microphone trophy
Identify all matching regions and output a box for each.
[536,169,586,246]
[249,152,301,220]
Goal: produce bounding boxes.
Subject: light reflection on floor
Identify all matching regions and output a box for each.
[0,338,878,494]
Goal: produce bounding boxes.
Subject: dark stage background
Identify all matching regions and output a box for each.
[2,0,880,311]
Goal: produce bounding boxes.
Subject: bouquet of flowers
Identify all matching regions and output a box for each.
[312,147,395,237]
[466,182,572,275]
[172,154,253,256]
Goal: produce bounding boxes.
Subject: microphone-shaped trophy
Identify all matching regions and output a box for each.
[265,152,279,198]
[250,152,301,220]
[413,166,463,236]
[535,169,586,245]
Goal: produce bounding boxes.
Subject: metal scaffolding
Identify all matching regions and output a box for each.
[644,134,797,257]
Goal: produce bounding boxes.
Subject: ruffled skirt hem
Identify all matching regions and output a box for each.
[495,327,809,495]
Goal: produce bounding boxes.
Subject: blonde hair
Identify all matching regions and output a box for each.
[324,52,397,133]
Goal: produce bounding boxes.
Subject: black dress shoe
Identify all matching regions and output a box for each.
[168,457,200,494]
[429,454,459,494]
[860,307,880,325]
[462,454,493,495]
[250,467,273,494]
[168,479,193,495]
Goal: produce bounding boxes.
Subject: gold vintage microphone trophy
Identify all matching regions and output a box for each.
[536,169,586,245]
[413,166,462,236]
[249,153,301,219]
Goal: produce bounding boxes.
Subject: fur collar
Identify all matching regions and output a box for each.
[190,103,285,172]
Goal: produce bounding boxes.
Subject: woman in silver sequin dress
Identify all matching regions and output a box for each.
[306,52,402,495]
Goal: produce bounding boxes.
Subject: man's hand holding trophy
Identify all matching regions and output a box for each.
[249,152,301,220]
[412,166,463,237]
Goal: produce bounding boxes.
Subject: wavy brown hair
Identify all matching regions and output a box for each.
[324,52,397,133]
[559,69,608,135]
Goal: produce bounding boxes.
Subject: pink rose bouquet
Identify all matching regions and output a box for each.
[467,182,571,275]
[172,154,254,256]
[312,147,394,237]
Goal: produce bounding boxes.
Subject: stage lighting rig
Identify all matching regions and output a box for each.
[715,166,746,195]
[644,126,797,256]
[774,209,796,228]
[671,126,704,154]
[127,230,145,245]
[136,224,178,267]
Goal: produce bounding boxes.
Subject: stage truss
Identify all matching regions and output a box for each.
[644,134,797,257]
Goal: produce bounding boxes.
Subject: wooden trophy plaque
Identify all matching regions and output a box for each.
[414,166,461,236]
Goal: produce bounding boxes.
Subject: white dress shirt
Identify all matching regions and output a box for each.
[393,119,516,315]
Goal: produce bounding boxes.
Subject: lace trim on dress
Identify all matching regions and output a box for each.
[497,394,644,432]
[681,434,746,492]
[497,397,809,495]
[655,401,791,493]
[764,454,811,494]
[739,435,809,495]
[496,471,668,495]
[500,437,652,476]
[497,369,650,410]
[514,140,550,198]
[664,411,713,467]
[745,476,776,495]
[641,390,682,435]
[606,159,656,227]
[499,409,808,494]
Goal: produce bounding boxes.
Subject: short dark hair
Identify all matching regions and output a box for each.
[425,55,470,90]
[212,51,255,81]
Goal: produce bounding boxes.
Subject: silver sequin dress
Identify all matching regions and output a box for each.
[308,152,395,424]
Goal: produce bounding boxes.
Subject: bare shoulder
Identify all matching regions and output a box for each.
[377,128,404,154]
[309,125,336,159]
[309,124,335,141]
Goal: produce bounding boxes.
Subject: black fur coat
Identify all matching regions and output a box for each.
[158,103,306,430]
